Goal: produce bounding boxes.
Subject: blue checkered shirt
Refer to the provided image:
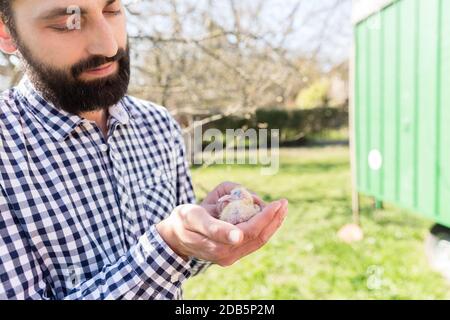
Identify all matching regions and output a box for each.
[0,75,210,299]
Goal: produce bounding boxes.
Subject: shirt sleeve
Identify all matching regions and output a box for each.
[0,185,49,299]
[0,184,193,300]
[65,225,192,300]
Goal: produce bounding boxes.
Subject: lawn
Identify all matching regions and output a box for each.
[183,146,450,299]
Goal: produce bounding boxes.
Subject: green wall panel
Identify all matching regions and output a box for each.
[439,0,450,224]
[368,13,383,198]
[382,4,398,203]
[417,0,439,217]
[397,0,416,208]
[354,0,450,226]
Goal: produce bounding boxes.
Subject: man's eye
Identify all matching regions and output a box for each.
[50,26,74,33]
[104,10,121,16]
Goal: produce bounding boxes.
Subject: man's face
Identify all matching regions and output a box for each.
[10,0,130,114]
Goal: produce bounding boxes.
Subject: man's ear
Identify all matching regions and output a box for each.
[0,20,17,54]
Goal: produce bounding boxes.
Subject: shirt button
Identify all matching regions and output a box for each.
[100,144,109,152]
[154,169,162,178]
[112,152,120,161]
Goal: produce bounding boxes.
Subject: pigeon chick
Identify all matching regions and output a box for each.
[217,187,261,225]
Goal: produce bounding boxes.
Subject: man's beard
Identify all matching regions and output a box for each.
[16,38,130,115]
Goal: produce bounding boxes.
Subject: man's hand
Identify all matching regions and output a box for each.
[156,182,288,266]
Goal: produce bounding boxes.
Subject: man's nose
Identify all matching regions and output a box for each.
[86,17,119,58]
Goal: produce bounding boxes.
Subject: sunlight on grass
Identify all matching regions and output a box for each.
[183,146,450,300]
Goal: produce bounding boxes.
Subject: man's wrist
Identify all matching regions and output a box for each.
[155,220,190,262]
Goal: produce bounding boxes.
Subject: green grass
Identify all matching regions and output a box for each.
[183,146,450,300]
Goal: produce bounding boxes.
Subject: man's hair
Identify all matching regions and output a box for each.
[0,1,16,38]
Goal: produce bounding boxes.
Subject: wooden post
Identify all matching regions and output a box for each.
[349,33,360,225]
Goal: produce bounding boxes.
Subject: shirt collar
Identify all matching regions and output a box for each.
[15,74,133,141]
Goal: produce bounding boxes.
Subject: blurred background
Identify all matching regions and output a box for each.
[2,0,449,299]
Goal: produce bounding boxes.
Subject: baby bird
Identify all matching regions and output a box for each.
[217,187,261,225]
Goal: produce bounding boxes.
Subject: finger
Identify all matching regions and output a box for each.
[252,194,266,208]
[236,200,283,241]
[252,199,288,244]
[202,181,241,205]
[178,205,244,245]
[226,201,288,262]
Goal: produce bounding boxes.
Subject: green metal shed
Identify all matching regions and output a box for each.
[350,0,450,226]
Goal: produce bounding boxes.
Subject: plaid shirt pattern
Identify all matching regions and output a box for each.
[0,75,210,300]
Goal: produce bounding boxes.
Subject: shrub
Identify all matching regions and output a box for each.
[202,106,348,145]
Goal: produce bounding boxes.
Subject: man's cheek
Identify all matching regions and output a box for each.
[114,17,128,47]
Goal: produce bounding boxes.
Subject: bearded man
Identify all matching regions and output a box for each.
[0,0,288,300]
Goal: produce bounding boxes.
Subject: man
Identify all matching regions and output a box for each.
[0,0,288,300]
